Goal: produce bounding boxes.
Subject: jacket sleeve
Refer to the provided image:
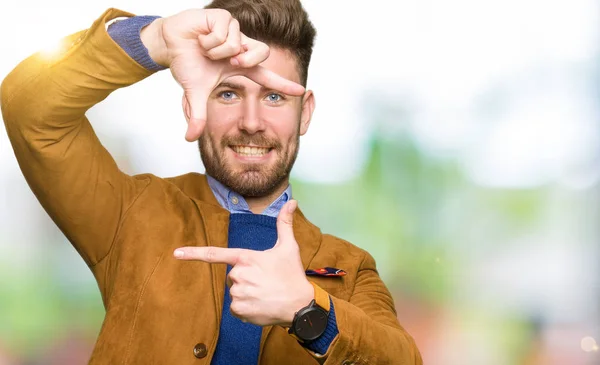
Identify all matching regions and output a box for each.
[0,8,155,267]
[308,252,423,365]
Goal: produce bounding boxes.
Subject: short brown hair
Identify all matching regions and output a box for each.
[204,0,316,86]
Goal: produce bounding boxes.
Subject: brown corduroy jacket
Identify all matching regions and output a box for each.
[1,8,422,365]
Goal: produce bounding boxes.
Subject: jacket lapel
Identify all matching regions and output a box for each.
[188,175,231,343]
[293,208,323,270]
[200,204,230,324]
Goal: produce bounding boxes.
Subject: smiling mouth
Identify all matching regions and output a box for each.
[231,145,272,157]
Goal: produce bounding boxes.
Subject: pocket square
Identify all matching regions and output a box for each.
[305,267,347,277]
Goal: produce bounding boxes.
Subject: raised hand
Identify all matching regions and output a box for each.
[141,9,306,141]
[173,200,314,327]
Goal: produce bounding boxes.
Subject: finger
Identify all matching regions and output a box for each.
[182,93,191,122]
[198,9,232,50]
[183,90,208,142]
[228,269,243,292]
[275,200,298,245]
[243,66,305,96]
[173,246,245,265]
[231,34,270,68]
[230,300,247,321]
[206,18,241,61]
[230,43,249,67]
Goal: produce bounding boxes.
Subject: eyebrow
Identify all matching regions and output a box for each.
[214,81,282,95]
[214,81,245,90]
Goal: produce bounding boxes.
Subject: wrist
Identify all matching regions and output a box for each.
[286,283,332,344]
[140,17,169,67]
[280,280,314,327]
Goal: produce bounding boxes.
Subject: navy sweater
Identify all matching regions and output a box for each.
[212,214,279,364]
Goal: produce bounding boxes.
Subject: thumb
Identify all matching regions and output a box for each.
[182,91,208,142]
[275,199,298,246]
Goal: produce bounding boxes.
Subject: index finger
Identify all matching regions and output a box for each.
[174,246,243,265]
[243,66,306,97]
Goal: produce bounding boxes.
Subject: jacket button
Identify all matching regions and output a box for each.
[193,343,207,358]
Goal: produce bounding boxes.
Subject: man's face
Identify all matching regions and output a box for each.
[199,48,314,197]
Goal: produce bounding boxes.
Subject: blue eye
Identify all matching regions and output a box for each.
[266,93,283,103]
[220,91,237,101]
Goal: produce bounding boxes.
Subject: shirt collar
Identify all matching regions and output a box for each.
[206,175,292,218]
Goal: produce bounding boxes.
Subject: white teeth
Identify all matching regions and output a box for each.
[232,146,270,156]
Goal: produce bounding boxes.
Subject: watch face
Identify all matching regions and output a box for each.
[293,307,328,342]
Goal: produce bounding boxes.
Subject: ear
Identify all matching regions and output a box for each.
[299,90,315,136]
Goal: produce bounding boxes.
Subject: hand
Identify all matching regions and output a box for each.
[173,200,314,327]
[141,9,306,141]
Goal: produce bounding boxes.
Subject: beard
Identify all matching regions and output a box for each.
[198,129,300,198]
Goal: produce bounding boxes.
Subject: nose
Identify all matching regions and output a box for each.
[238,99,265,134]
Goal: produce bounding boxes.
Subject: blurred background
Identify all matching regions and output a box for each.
[1,0,599,364]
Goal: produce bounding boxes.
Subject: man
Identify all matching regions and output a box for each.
[1,0,422,364]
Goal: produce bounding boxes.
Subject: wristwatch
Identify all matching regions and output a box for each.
[288,282,330,343]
